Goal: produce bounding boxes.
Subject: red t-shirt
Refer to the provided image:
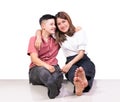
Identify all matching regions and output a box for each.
[27,36,60,68]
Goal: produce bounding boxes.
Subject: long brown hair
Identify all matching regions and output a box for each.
[55,11,75,43]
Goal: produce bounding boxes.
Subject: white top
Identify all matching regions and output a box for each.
[60,29,87,57]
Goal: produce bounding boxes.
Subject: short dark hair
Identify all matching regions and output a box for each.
[39,14,55,25]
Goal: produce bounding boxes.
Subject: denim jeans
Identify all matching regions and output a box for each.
[29,65,63,90]
[65,54,95,92]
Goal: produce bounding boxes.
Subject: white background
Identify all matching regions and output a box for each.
[0,0,120,79]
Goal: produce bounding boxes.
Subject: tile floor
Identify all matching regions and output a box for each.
[0,79,120,102]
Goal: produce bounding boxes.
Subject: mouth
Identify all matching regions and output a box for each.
[61,28,67,32]
[51,29,55,32]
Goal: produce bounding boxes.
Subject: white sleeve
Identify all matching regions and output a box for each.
[77,30,87,51]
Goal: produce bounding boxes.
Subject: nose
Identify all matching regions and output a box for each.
[53,25,56,29]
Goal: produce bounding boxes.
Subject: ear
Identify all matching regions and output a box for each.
[41,23,46,30]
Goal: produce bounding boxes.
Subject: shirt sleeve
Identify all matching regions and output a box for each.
[27,36,38,55]
[77,30,87,51]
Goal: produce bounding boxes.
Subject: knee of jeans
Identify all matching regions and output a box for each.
[47,79,56,87]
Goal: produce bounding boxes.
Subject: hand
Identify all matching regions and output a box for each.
[35,30,42,50]
[61,63,72,73]
[75,26,81,32]
[35,37,42,50]
[45,64,55,73]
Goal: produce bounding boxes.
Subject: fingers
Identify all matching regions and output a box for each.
[61,68,67,73]
[35,41,40,50]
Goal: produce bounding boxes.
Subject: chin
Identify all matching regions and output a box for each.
[50,32,55,34]
[61,29,68,33]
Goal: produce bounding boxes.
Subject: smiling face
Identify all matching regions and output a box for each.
[55,12,75,43]
[41,19,56,34]
[56,18,70,33]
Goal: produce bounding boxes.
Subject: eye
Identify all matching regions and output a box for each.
[50,23,54,26]
[57,23,60,26]
[62,20,66,23]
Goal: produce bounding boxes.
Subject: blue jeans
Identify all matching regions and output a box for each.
[29,65,63,90]
[65,54,95,92]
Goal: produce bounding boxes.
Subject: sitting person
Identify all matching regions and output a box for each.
[35,11,96,96]
[27,14,63,99]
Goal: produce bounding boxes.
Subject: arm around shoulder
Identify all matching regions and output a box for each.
[35,29,42,50]
[75,26,82,32]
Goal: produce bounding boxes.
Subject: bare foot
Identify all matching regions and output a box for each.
[74,77,84,96]
[75,67,88,88]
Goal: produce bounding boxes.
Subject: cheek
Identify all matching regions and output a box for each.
[57,25,61,30]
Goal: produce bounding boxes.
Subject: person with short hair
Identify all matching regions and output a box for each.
[27,14,63,99]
